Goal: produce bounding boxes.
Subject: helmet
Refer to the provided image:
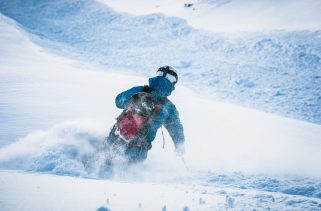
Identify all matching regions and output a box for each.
[156,66,178,85]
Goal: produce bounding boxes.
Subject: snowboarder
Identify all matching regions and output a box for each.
[104,66,185,165]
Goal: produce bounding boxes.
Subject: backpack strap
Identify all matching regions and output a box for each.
[142,85,154,93]
[142,85,168,105]
[136,92,168,139]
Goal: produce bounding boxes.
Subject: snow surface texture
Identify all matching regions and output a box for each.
[0,0,320,124]
[100,0,321,32]
[1,14,321,210]
[1,170,321,211]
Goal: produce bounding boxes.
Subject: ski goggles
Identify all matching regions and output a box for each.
[157,67,178,85]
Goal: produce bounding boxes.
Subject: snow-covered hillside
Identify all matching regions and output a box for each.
[0,0,320,124]
[99,0,321,32]
[1,11,321,210]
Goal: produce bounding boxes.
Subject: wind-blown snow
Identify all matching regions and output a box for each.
[0,0,320,124]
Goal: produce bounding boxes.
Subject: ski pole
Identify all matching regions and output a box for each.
[161,126,166,149]
[180,156,189,171]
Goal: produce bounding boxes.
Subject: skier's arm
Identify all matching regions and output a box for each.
[115,86,144,109]
[163,104,185,151]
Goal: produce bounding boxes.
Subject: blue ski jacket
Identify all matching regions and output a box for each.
[115,76,185,148]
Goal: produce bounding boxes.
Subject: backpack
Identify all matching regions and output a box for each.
[115,86,167,142]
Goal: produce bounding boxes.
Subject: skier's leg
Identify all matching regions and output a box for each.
[98,126,121,177]
[125,140,151,163]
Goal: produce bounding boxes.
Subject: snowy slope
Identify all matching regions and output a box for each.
[99,0,321,32]
[1,12,321,210]
[1,14,321,176]
[0,0,320,124]
[2,170,321,211]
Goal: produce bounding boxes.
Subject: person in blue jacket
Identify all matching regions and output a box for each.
[106,66,185,164]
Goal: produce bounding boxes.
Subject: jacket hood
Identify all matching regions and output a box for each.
[148,76,175,97]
